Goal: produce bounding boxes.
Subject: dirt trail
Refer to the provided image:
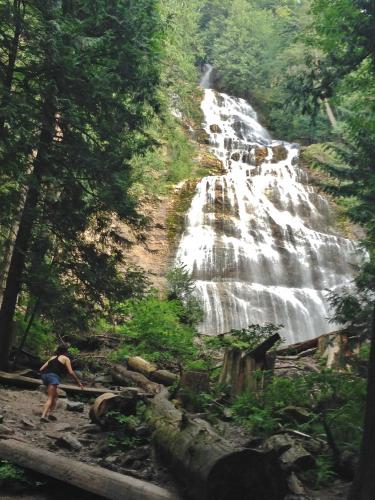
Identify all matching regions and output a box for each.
[0,383,351,500]
[0,384,179,499]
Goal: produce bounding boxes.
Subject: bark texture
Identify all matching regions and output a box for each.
[348,306,375,500]
[111,364,162,394]
[0,437,178,500]
[0,370,118,396]
[148,389,287,500]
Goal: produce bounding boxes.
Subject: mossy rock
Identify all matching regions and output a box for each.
[167,180,199,245]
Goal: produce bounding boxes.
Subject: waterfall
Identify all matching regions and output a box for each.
[176,68,363,344]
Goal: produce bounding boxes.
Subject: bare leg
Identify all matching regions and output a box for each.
[50,388,59,413]
[41,384,57,418]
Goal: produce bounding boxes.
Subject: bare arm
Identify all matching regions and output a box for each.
[63,357,84,388]
[39,356,54,372]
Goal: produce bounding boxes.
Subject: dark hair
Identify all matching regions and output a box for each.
[55,343,70,355]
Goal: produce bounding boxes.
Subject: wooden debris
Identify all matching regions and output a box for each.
[111,365,162,394]
[180,370,209,393]
[219,334,279,396]
[0,370,119,396]
[277,337,319,356]
[148,389,287,500]
[127,357,157,377]
[277,347,317,361]
[0,438,179,500]
[150,370,178,386]
[318,331,351,369]
[89,391,138,428]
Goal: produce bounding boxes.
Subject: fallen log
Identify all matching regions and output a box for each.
[89,390,144,428]
[148,389,288,500]
[127,356,157,377]
[0,438,178,500]
[150,369,178,386]
[0,370,119,396]
[276,337,319,355]
[111,364,161,394]
[125,358,178,387]
[277,347,317,360]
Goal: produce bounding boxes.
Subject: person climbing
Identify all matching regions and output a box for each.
[39,343,84,422]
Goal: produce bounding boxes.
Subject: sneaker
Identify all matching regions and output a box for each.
[40,417,49,423]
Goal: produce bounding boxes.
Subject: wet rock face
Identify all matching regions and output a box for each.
[195,128,210,144]
[200,152,225,174]
[271,145,288,163]
[210,124,222,134]
[255,146,268,166]
[175,81,362,344]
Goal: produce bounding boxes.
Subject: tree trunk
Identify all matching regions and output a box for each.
[150,369,178,386]
[0,0,24,137]
[0,96,56,370]
[111,364,162,394]
[348,306,375,500]
[148,389,288,500]
[127,356,157,376]
[324,99,337,128]
[0,438,178,500]
[0,370,119,396]
[318,331,351,369]
[219,334,279,397]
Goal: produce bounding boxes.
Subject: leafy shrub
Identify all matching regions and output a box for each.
[166,264,204,326]
[0,460,27,487]
[205,323,284,351]
[14,311,54,357]
[109,294,198,367]
[105,404,149,451]
[230,370,365,451]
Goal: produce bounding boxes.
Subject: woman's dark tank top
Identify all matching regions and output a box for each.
[44,356,68,376]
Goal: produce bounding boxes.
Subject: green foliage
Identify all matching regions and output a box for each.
[301,454,336,487]
[166,264,203,326]
[205,323,284,351]
[0,460,27,485]
[230,370,366,453]
[198,0,331,142]
[14,311,54,357]
[0,0,164,361]
[105,404,147,450]
[67,346,80,357]
[326,286,374,341]
[109,294,198,367]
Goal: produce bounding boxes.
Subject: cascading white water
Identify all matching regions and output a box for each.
[176,66,363,344]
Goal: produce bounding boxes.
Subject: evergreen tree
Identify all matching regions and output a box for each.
[0,0,162,369]
[288,2,375,498]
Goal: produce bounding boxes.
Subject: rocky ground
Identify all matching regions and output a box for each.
[0,383,180,499]
[0,381,352,500]
[0,340,355,500]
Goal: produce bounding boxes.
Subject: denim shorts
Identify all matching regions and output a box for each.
[41,372,61,386]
